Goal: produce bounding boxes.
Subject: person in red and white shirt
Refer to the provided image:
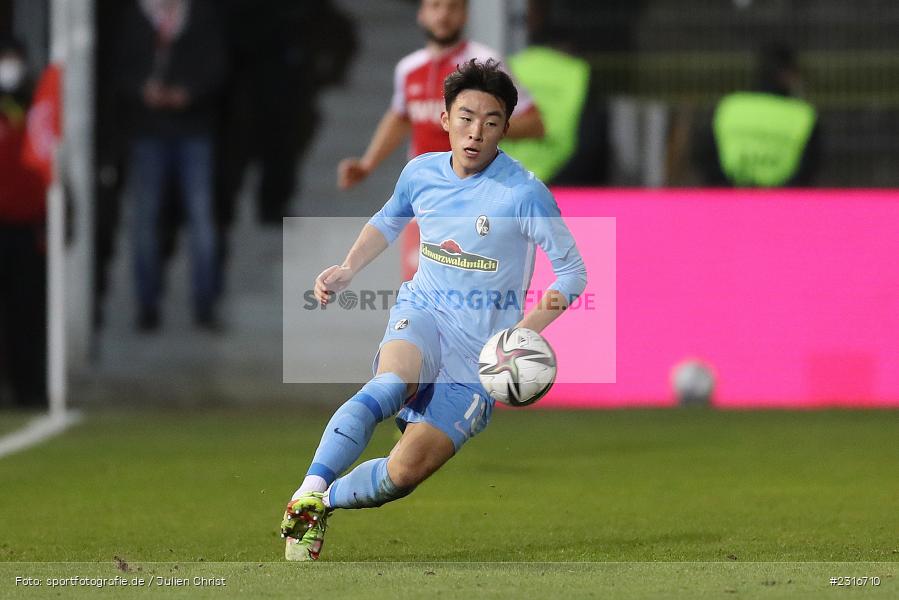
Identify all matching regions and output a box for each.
[0,39,55,408]
[337,0,544,190]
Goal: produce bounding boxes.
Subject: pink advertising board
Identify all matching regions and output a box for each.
[530,189,899,408]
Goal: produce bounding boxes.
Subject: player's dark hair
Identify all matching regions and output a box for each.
[444,58,518,121]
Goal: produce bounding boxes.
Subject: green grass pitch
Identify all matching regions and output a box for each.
[0,407,896,598]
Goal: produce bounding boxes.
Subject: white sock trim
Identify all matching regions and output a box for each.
[293,475,327,499]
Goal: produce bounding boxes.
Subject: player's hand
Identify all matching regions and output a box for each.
[337,158,370,190]
[314,265,354,305]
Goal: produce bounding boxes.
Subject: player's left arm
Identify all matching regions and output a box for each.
[515,184,587,333]
[516,289,571,333]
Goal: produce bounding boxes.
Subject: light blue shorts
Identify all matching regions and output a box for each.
[374,301,494,451]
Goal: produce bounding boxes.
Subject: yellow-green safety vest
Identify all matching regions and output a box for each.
[500,46,590,182]
[713,92,816,187]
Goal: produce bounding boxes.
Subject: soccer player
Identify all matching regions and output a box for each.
[337,0,543,190]
[281,59,586,561]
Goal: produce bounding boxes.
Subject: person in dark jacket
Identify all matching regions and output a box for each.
[116,0,227,331]
[218,1,357,227]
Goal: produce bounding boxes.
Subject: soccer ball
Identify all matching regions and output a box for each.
[670,359,715,406]
[478,328,557,407]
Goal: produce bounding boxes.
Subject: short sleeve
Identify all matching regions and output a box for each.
[367,162,415,243]
[390,60,407,117]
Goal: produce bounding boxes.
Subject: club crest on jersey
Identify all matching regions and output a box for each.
[476,215,490,237]
[420,239,499,272]
[394,318,409,330]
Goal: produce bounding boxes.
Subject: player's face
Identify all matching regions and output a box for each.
[441,89,509,178]
[418,0,467,47]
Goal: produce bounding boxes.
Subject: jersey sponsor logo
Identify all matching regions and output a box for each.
[476,215,490,236]
[407,99,444,123]
[420,239,499,272]
[394,318,409,330]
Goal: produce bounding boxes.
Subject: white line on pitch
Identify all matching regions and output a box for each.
[0,411,82,459]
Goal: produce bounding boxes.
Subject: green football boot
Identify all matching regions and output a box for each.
[280,492,330,561]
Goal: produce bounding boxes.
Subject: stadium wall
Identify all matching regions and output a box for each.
[534,189,899,409]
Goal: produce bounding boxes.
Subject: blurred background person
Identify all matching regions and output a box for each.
[697,43,822,187]
[92,2,127,332]
[115,0,226,332]
[336,0,544,191]
[211,1,356,297]
[218,1,357,226]
[336,0,545,283]
[0,36,48,409]
[499,1,610,186]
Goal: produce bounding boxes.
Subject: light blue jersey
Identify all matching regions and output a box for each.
[369,150,587,387]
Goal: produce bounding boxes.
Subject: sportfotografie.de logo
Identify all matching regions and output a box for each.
[302,288,596,312]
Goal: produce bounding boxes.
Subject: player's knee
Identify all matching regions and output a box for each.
[374,369,417,400]
[385,460,419,488]
[376,341,422,397]
[386,456,431,489]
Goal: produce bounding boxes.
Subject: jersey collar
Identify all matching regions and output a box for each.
[427,39,468,62]
[444,149,505,185]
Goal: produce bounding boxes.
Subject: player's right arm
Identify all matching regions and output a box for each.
[337,110,411,190]
[514,182,587,332]
[314,225,390,304]
[318,159,417,304]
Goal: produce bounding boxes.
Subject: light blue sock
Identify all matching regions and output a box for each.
[305,373,407,485]
[327,457,413,509]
